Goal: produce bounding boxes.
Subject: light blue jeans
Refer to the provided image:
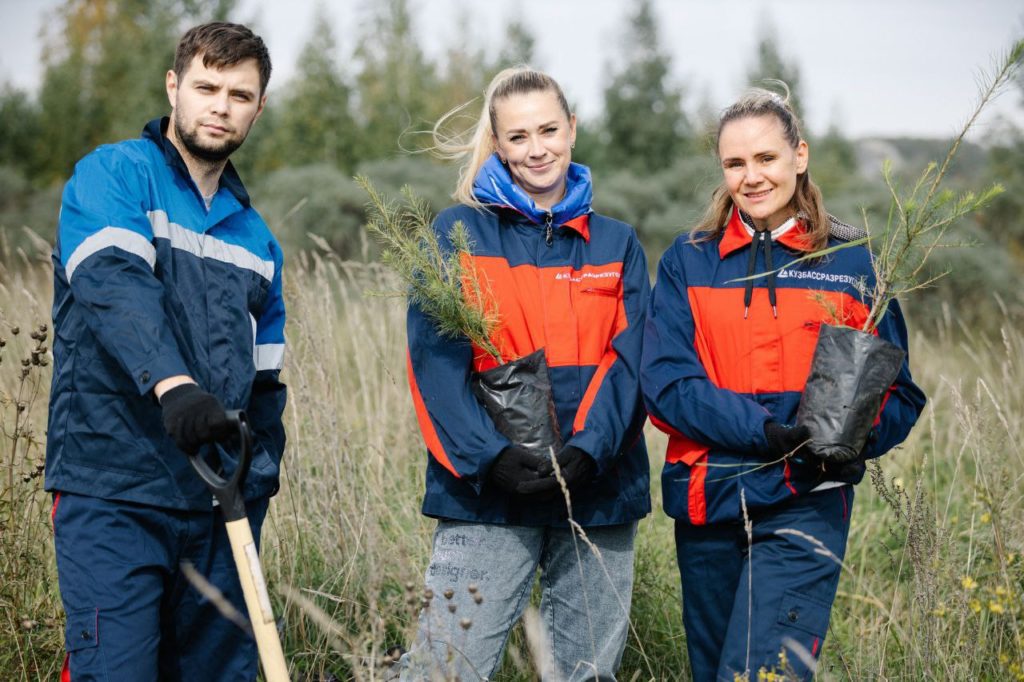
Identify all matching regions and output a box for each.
[399,520,638,681]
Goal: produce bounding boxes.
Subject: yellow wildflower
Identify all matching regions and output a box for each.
[980,512,992,524]
[961,576,978,590]
[990,601,1006,614]
[969,598,982,613]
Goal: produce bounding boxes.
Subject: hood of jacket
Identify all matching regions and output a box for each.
[472,153,593,231]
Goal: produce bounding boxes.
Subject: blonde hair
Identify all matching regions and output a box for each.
[431,66,572,207]
[692,83,829,251]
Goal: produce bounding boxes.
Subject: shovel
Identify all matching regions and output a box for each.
[189,410,289,681]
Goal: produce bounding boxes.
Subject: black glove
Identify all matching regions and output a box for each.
[488,445,547,495]
[160,383,233,455]
[762,422,812,460]
[540,445,597,489]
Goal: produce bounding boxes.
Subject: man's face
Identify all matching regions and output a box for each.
[165,55,265,162]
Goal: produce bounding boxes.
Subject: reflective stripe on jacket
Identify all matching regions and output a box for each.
[642,209,925,525]
[45,118,287,510]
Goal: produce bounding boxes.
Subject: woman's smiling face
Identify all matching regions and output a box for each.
[718,114,808,230]
[491,89,576,211]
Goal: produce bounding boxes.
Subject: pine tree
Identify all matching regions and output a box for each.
[600,0,689,174]
[352,0,438,160]
[257,9,358,172]
[745,23,805,124]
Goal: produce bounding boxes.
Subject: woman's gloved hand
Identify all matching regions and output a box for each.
[762,422,813,460]
[488,445,548,494]
[541,445,597,489]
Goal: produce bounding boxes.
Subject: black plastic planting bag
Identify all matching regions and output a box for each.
[471,348,562,464]
[796,324,905,463]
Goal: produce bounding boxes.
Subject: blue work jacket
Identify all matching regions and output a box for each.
[45,118,287,510]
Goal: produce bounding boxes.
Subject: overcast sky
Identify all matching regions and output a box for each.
[1,0,1022,140]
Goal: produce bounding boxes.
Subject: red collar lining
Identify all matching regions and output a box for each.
[718,208,811,259]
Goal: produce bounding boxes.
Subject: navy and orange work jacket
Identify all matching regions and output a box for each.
[641,209,926,526]
[407,203,651,527]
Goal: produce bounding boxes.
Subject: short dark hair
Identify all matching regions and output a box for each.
[174,22,272,96]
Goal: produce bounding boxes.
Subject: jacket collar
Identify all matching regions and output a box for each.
[718,207,811,259]
[472,153,592,241]
[142,117,251,207]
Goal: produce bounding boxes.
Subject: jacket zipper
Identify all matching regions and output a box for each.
[545,213,554,246]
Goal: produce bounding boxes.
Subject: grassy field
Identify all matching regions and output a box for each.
[1,251,1022,680]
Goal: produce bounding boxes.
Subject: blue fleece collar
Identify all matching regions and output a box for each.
[472,153,592,226]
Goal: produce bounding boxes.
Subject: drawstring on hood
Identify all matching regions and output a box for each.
[740,211,788,319]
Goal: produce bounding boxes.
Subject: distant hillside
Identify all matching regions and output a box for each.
[853,137,988,184]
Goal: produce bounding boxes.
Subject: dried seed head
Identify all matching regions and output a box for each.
[10,326,19,335]
[423,588,434,601]
[467,583,478,595]
[39,357,48,366]
[447,603,457,614]
[39,324,48,333]
[459,618,472,630]
[443,588,454,600]
[21,619,36,630]
[0,338,6,347]
[21,368,29,378]
[30,331,40,340]
[419,597,430,609]
[406,596,417,607]
[21,358,30,367]
[405,582,415,593]
[473,593,483,605]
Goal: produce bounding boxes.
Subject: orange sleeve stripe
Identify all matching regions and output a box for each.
[406,351,460,478]
[688,453,708,525]
[572,349,618,433]
[666,434,710,466]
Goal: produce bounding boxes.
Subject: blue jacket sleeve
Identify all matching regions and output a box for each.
[641,240,772,452]
[57,149,190,395]
[405,216,511,493]
[567,230,650,473]
[247,245,287,465]
[862,298,926,459]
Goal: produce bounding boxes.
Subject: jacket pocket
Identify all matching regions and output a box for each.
[65,607,99,653]
[775,589,833,637]
[581,284,621,297]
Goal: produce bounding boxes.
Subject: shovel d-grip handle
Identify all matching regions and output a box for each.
[187,409,252,522]
[190,410,290,681]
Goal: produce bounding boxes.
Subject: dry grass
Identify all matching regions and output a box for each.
[1,253,1021,680]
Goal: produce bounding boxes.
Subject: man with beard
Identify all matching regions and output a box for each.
[46,22,286,681]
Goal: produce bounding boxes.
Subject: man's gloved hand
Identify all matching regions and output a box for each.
[488,445,548,495]
[160,384,233,455]
[762,422,813,460]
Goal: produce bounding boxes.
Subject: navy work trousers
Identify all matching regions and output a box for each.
[52,491,270,681]
[675,485,853,681]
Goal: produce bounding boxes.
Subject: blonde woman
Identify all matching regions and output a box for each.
[400,67,650,680]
